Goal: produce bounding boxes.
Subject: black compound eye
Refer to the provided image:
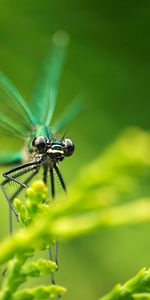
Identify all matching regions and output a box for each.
[32,136,47,153]
[64,138,75,157]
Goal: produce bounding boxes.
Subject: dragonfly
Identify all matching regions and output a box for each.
[0,31,82,284]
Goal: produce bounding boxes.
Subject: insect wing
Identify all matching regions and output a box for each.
[52,96,84,134]
[0,151,23,165]
[0,71,35,136]
[31,31,69,126]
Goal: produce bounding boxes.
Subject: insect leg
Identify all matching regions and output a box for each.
[55,240,59,267]
[9,206,13,236]
[53,165,67,273]
[8,166,40,235]
[48,247,56,285]
[1,161,41,220]
[53,164,66,192]
[4,165,40,239]
[1,165,40,277]
[2,165,40,234]
[49,166,66,284]
[50,167,55,198]
[6,165,40,203]
[43,165,48,184]
[2,159,42,188]
[48,167,56,284]
[1,185,18,219]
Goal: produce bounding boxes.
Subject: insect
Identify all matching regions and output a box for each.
[0,31,82,284]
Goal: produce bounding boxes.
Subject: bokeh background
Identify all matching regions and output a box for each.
[0,0,150,299]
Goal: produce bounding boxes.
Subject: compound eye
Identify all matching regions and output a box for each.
[32,136,47,153]
[64,138,75,157]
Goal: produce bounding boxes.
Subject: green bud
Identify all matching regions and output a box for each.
[14,198,26,224]
[26,181,47,204]
[22,258,57,277]
[13,285,66,300]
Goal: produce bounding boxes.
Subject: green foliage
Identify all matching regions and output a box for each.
[100,268,150,300]
[0,181,66,300]
[0,128,150,299]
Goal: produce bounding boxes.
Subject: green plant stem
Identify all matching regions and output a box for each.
[0,197,150,267]
[100,268,150,300]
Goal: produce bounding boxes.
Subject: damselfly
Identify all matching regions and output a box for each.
[0,31,81,283]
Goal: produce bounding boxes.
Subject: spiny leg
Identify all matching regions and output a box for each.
[55,240,59,267]
[53,165,66,267]
[1,185,18,219]
[54,164,67,265]
[43,165,48,184]
[49,167,56,284]
[1,165,40,277]
[9,206,13,236]
[48,165,67,285]
[2,160,41,188]
[6,165,40,203]
[50,167,55,198]
[53,164,66,192]
[1,162,41,232]
[48,248,56,285]
[2,159,42,186]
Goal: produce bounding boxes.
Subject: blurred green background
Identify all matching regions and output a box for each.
[0,0,150,299]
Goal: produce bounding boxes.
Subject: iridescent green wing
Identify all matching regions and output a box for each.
[52,97,84,134]
[0,151,23,164]
[31,31,69,126]
[0,72,36,163]
[0,71,36,137]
